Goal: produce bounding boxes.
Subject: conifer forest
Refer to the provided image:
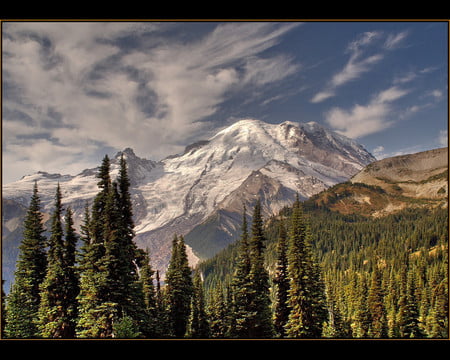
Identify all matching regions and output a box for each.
[2,155,448,339]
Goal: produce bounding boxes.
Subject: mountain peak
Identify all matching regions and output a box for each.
[115,147,137,159]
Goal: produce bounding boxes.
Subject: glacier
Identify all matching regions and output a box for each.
[2,119,376,282]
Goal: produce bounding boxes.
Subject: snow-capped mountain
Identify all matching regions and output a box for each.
[2,119,376,283]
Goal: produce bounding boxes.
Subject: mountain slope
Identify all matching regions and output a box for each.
[308,147,448,217]
[2,119,375,284]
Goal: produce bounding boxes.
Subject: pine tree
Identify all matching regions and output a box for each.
[285,196,326,338]
[76,156,115,338]
[224,283,237,338]
[352,273,371,338]
[89,154,111,261]
[272,218,290,337]
[230,206,251,337]
[246,199,273,338]
[367,266,387,338]
[154,270,170,337]
[323,284,349,338]
[208,282,228,338]
[62,206,80,338]
[403,270,424,338]
[428,251,448,338]
[186,270,210,338]
[77,155,147,338]
[166,235,193,337]
[138,248,157,337]
[5,182,47,338]
[38,185,79,338]
[101,156,146,335]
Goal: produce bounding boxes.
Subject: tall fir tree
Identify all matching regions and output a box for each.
[154,270,171,337]
[367,266,387,338]
[138,248,158,337]
[186,270,210,338]
[166,235,193,337]
[207,281,228,338]
[37,184,69,338]
[246,199,274,338]
[285,196,326,338]
[5,181,47,338]
[109,155,146,326]
[76,155,116,338]
[273,218,290,338]
[62,206,79,338]
[230,206,252,337]
[229,201,274,338]
[428,250,448,338]
[323,282,349,338]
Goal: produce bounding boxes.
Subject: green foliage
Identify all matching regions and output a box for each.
[5,156,448,339]
[113,315,141,338]
[5,182,47,338]
[229,201,274,338]
[165,235,194,337]
[38,186,80,338]
[201,201,448,339]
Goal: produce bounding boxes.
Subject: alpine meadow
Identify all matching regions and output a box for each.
[1,21,448,340]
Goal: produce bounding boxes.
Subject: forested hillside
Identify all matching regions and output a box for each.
[199,201,449,338]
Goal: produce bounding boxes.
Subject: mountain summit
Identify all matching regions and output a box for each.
[3,119,375,282]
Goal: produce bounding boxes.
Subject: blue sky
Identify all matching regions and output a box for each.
[2,21,448,184]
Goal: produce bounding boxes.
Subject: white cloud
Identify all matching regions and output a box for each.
[310,90,335,104]
[311,31,384,103]
[3,22,300,182]
[384,30,409,49]
[372,145,385,159]
[325,86,409,138]
[311,29,411,104]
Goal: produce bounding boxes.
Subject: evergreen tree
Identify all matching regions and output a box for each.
[154,270,170,337]
[224,283,237,338]
[166,235,193,337]
[323,285,349,338]
[428,250,448,338]
[272,218,290,337]
[285,196,326,338]
[138,248,157,337]
[113,315,141,338]
[352,273,371,338]
[5,182,47,338]
[385,266,399,338]
[187,270,210,338]
[62,206,80,338]
[403,270,424,338]
[103,156,146,332]
[246,199,274,338]
[207,281,228,338]
[77,202,92,269]
[367,266,387,338]
[89,154,111,261]
[38,185,79,338]
[76,156,115,338]
[230,206,251,337]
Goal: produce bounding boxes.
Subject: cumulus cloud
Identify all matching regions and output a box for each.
[3,22,300,183]
[325,86,409,139]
